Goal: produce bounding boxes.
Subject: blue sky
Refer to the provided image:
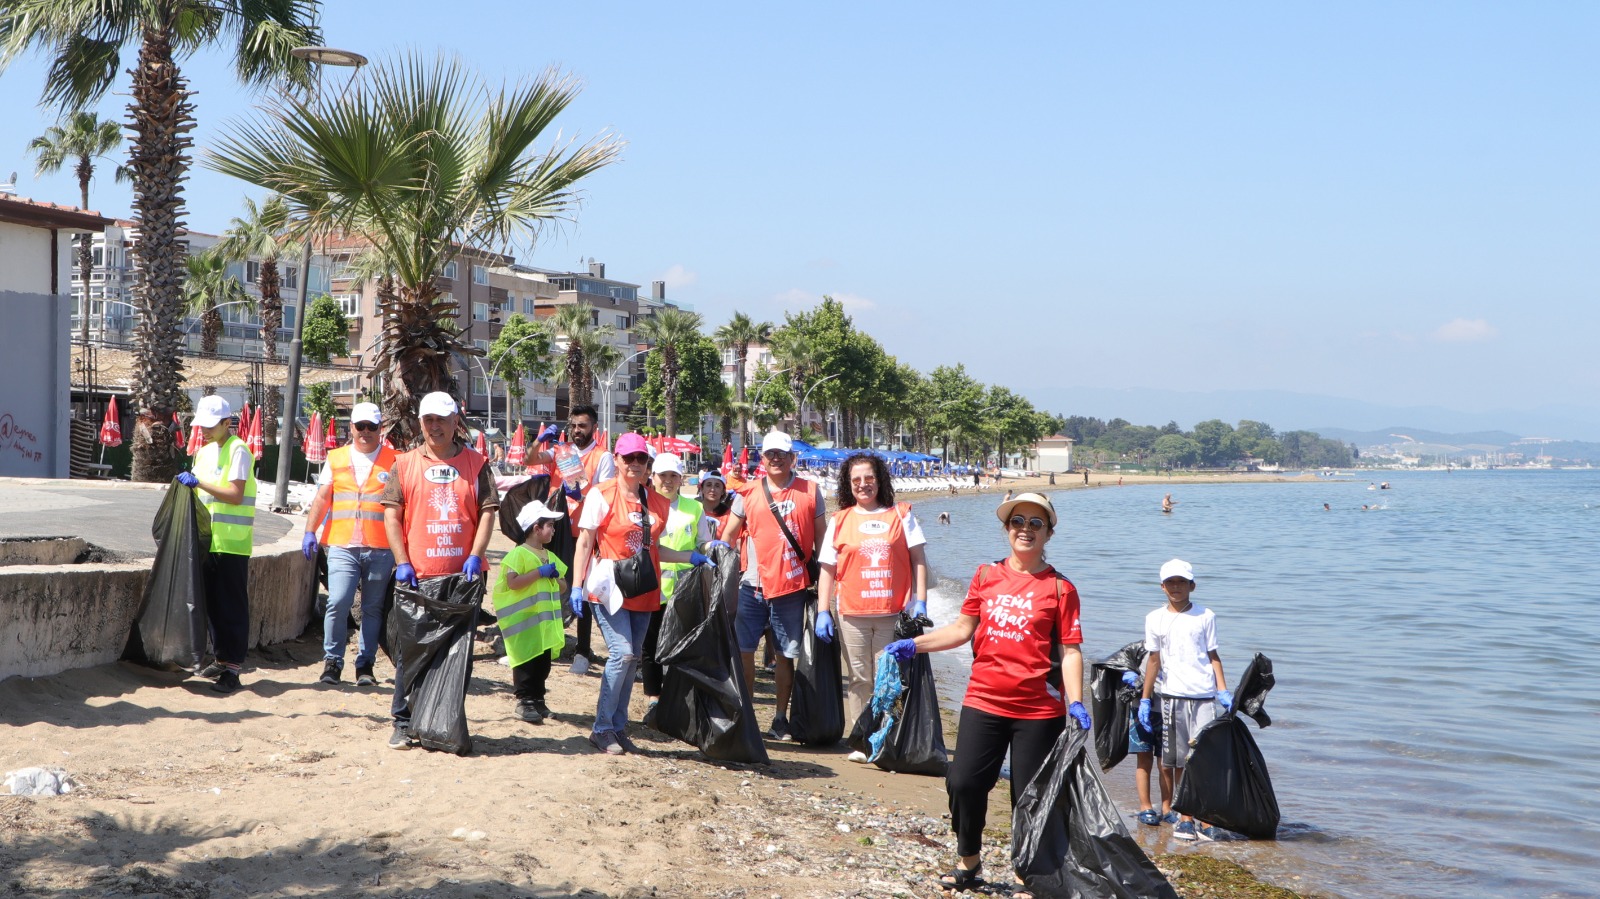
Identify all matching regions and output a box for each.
[4,3,1596,428]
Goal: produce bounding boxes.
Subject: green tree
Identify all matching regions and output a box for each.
[926,363,985,462]
[302,295,350,364]
[208,54,622,444]
[635,307,705,437]
[551,303,610,409]
[747,365,795,433]
[2,0,321,482]
[1153,434,1201,468]
[486,313,554,427]
[1192,419,1240,468]
[180,248,249,363]
[638,334,722,435]
[301,382,336,422]
[27,109,129,345]
[713,310,772,449]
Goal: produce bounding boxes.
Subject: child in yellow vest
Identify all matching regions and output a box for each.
[496,501,569,723]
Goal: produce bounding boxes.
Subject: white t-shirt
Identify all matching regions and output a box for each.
[817,504,927,565]
[1144,604,1219,699]
[316,446,383,489]
[215,440,254,483]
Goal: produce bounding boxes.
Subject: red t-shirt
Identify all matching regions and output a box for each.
[960,562,1083,720]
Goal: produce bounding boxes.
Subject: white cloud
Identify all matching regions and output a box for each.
[831,292,876,312]
[659,264,699,289]
[764,289,876,315]
[1431,318,1497,343]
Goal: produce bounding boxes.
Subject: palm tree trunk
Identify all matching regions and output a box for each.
[734,342,748,448]
[259,258,282,443]
[76,159,93,346]
[127,23,193,483]
[662,353,678,437]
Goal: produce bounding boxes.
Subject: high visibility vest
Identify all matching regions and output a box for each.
[593,478,669,613]
[194,435,257,556]
[551,443,610,524]
[395,444,486,579]
[738,475,819,599]
[318,445,397,548]
[657,494,704,605]
[830,503,914,616]
[494,544,567,666]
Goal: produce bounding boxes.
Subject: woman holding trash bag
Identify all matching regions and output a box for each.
[569,433,718,756]
[814,452,929,759]
[885,492,1090,895]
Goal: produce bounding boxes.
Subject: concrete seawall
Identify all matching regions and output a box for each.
[0,530,316,681]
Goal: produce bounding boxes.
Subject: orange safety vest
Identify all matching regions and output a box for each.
[738,475,819,599]
[830,503,914,616]
[593,478,670,612]
[318,445,398,548]
[552,442,610,524]
[395,444,486,579]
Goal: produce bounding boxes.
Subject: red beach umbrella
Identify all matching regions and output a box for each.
[325,416,338,449]
[474,430,487,456]
[172,412,185,448]
[304,412,327,464]
[98,397,122,447]
[507,423,526,466]
[247,404,264,459]
[236,403,252,439]
[186,422,204,456]
[722,443,733,472]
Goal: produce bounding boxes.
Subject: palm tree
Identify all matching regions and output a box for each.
[180,249,250,380]
[768,329,818,433]
[27,110,129,345]
[207,54,622,444]
[1,0,320,483]
[577,330,620,412]
[713,311,772,450]
[551,302,606,410]
[637,307,704,437]
[213,195,298,442]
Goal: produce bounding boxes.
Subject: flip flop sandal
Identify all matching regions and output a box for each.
[937,864,983,891]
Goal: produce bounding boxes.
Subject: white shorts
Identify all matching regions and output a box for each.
[1158,695,1218,768]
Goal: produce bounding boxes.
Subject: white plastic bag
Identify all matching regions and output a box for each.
[585,558,625,614]
[5,766,78,796]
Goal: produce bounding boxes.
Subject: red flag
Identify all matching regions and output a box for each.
[247,403,264,459]
[474,430,487,456]
[559,429,568,444]
[236,403,251,439]
[173,412,185,448]
[507,424,526,466]
[186,423,204,456]
[325,416,338,449]
[722,443,733,472]
[738,446,749,473]
[98,397,122,447]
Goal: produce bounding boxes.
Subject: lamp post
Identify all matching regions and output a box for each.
[799,371,841,437]
[478,328,551,435]
[745,365,792,443]
[273,45,367,511]
[599,347,651,446]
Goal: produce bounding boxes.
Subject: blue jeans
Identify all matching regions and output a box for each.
[323,546,394,670]
[593,604,652,736]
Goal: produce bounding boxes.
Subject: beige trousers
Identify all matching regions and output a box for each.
[839,613,902,728]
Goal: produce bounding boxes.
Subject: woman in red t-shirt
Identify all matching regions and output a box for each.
[885,492,1090,895]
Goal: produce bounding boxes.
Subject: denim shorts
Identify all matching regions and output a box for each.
[1127,705,1161,754]
[735,582,808,658]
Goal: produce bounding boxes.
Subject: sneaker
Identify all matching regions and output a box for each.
[569,655,591,675]
[516,700,544,724]
[387,725,414,750]
[846,750,869,764]
[766,718,793,742]
[319,662,341,685]
[211,670,241,694]
[197,661,225,679]
[614,732,641,754]
[355,666,377,687]
[1172,820,1197,841]
[1137,809,1161,826]
[588,731,624,756]
[534,701,553,719]
[642,700,659,729]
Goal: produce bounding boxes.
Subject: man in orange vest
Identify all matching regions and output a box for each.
[379,391,500,750]
[301,402,398,688]
[719,430,827,742]
[549,403,615,672]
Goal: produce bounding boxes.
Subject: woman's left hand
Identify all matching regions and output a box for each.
[1068,701,1091,730]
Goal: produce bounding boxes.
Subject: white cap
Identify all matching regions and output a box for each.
[1160,559,1195,582]
[652,452,684,475]
[417,392,458,417]
[516,500,564,530]
[192,395,232,428]
[761,430,793,454]
[351,402,382,425]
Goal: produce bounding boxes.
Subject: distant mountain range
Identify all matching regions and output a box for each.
[1023,386,1600,445]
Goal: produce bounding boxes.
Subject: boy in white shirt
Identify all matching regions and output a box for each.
[1137,558,1233,841]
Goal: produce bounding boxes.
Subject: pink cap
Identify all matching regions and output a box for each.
[614,432,648,457]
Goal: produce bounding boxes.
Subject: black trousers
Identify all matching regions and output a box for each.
[203,552,251,666]
[946,705,1064,857]
[640,606,666,697]
[511,649,555,703]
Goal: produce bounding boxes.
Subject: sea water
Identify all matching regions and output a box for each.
[913,470,1600,899]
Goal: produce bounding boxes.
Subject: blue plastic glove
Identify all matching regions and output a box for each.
[1068,700,1091,730]
[689,551,715,568]
[907,599,927,619]
[1137,698,1152,731]
[537,562,559,578]
[1217,689,1234,713]
[537,424,559,443]
[1121,670,1140,688]
[175,472,199,488]
[569,587,587,618]
[462,555,484,581]
[396,563,418,587]
[563,483,582,502]
[300,531,320,560]
[704,540,731,552]
[815,609,834,643]
[886,639,917,662]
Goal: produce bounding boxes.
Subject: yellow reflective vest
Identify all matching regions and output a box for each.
[194,435,257,556]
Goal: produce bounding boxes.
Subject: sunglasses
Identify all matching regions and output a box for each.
[353,422,379,432]
[1007,515,1049,531]
[621,453,650,464]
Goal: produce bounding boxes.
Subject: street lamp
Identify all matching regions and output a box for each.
[477,328,551,435]
[745,365,792,444]
[273,45,368,511]
[799,371,841,435]
[599,348,651,446]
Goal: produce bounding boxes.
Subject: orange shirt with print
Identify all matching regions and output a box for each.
[592,478,670,612]
[830,503,914,616]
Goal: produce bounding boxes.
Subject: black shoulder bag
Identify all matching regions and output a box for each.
[612,485,660,599]
[760,478,820,590]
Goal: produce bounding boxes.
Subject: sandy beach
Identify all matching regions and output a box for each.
[0,469,1312,898]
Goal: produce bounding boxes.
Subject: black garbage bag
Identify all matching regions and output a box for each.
[789,595,845,746]
[1171,653,1280,839]
[844,613,948,776]
[1089,641,1148,772]
[124,481,212,671]
[386,573,484,755]
[653,545,769,764]
[1011,724,1179,899]
[498,473,576,561]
